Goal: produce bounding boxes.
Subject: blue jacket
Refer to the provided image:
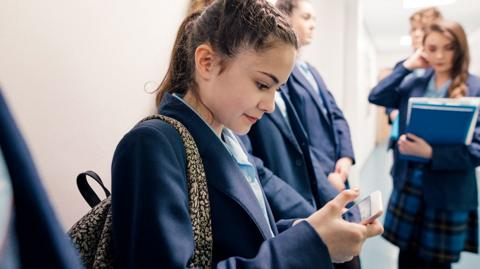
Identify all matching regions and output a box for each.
[111,93,332,268]
[368,64,480,210]
[243,89,341,211]
[287,65,355,175]
[0,90,82,269]
[237,136,316,220]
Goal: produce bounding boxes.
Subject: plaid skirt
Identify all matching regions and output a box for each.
[383,168,479,263]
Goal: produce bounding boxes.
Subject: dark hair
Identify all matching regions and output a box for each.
[275,0,310,16]
[423,21,469,98]
[188,0,215,15]
[156,0,298,105]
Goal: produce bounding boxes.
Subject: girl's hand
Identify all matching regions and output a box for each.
[328,173,346,191]
[335,157,353,181]
[403,48,430,70]
[398,133,433,159]
[305,189,384,263]
[389,110,399,121]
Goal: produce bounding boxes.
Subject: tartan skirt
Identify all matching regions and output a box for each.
[383,168,479,263]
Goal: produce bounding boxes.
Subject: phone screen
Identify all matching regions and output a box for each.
[343,196,372,223]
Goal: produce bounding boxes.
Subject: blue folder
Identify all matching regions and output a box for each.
[401,97,480,162]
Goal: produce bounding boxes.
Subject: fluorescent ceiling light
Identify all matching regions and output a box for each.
[403,0,456,9]
[400,35,412,47]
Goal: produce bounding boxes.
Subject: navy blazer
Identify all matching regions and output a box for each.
[287,65,355,176]
[237,136,316,221]
[368,64,480,210]
[0,90,82,269]
[111,94,332,268]
[243,89,341,211]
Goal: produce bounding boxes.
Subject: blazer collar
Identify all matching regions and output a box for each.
[158,94,275,239]
[410,69,435,98]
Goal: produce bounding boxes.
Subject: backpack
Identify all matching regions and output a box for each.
[68,115,213,269]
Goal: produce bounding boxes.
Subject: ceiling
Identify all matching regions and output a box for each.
[362,0,480,53]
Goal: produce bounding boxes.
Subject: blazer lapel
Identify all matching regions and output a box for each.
[266,108,303,154]
[159,94,275,240]
[280,89,310,144]
[291,66,332,126]
[410,70,434,98]
[243,143,279,235]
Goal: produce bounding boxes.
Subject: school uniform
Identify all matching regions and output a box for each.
[287,62,355,184]
[368,64,480,264]
[243,89,341,214]
[0,90,83,269]
[385,60,428,149]
[111,93,333,268]
[271,62,361,269]
[239,135,316,220]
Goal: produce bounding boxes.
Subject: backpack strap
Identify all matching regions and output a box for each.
[140,115,212,269]
[76,171,111,208]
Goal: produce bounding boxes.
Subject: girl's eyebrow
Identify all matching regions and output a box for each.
[258,71,279,84]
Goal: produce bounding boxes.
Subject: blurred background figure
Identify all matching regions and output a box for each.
[0,88,82,269]
[369,20,480,269]
[384,7,444,151]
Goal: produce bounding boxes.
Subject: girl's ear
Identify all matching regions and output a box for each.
[195,44,219,80]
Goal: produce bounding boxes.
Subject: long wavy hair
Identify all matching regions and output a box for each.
[423,21,470,98]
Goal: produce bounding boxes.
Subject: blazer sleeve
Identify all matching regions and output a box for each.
[112,122,332,269]
[368,63,412,108]
[323,89,355,163]
[238,135,316,220]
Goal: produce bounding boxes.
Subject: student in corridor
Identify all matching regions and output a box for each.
[243,0,354,219]
[369,21,480,269]
[0,89,83,269]
[192,0,318,223]
[247,1,360,268]
[277,0,356,200]
[385,7,443,146]
[240,0,336,218]
[111,0,383,268]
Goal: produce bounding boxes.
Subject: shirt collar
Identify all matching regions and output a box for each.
[221,129,251,166]
[172,93,221,138]
[426,74,451,98]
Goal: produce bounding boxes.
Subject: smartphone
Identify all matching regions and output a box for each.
[342,190,383,224]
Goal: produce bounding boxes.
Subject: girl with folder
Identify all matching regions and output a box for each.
[111,0,383,268]
[369,21,480,269]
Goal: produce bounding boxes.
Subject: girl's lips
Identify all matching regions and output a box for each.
[244,114,259,124]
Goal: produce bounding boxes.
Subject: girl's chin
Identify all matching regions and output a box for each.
[228,125,251,136]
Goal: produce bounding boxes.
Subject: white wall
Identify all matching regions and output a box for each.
[342,0,379,186]
[469,27,480,76]
[0,0,190,228]
[303,0,346,106]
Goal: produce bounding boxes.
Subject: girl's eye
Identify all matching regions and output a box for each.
[256,82,270,90]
